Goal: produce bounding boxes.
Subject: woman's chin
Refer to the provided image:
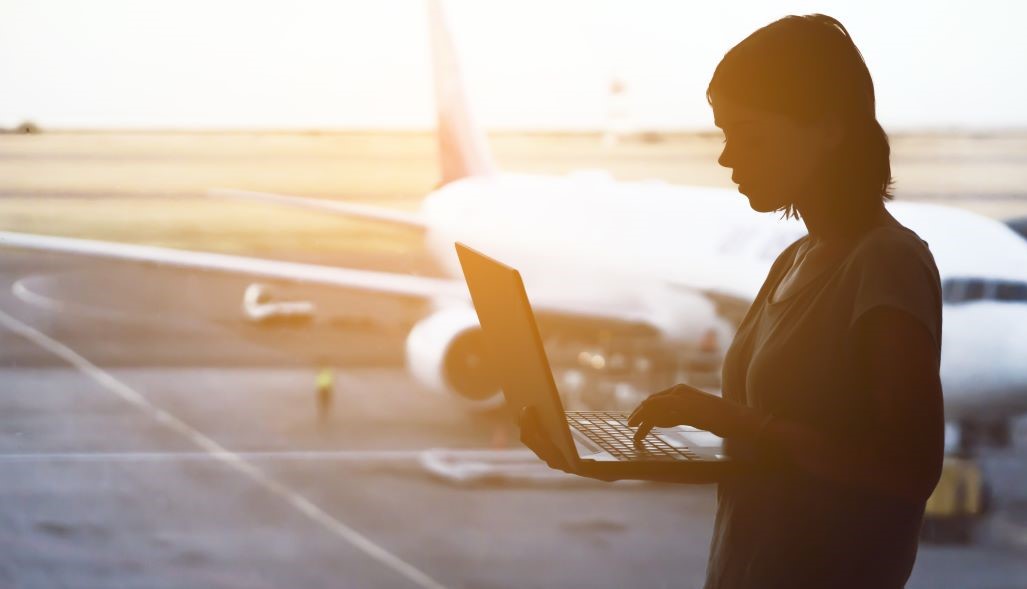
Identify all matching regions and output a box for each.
[740,191,785,213]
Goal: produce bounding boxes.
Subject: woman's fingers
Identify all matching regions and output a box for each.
[627,406,641,424]
[519,406,571,471]
[633,421,655,445]
[628,395,691,444]
[628,402,651,426]
[521,429,558,463]
[519,418,550,452]
[627,396,657,424]
[628,395,674,426]
[519,406,549,440]
[629,401,667,443]
[628,386,683,424]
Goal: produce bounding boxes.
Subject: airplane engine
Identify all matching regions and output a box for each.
[405,307,503,409]
[243,283,315,324]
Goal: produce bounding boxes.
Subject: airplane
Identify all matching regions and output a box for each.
[1,0,1026,456]
[1007,216,1027,242]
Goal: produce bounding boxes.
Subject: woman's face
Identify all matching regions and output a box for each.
[711,94,837,214]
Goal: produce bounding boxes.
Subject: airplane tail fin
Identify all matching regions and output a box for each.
[428,0,497,185]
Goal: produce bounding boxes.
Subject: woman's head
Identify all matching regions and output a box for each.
[707,14,892,222]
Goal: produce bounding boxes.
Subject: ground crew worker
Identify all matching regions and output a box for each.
[316,366,334,419]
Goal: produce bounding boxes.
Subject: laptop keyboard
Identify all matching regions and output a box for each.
[566,411,699,461]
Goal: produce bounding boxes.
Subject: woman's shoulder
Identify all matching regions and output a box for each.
[837,220,943,311]
[842,219,943,350]
[848,221,935,269]
[841,219,943,305]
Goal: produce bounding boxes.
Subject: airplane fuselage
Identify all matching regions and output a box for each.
[419,172,1027,424]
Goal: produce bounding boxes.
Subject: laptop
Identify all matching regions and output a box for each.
[455,242,731,482]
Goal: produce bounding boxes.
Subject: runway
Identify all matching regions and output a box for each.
[1,250,1025,588]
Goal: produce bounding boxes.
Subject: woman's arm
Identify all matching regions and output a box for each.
[730,306,945,504]
[531,305,946,494]
[628,306,945,499]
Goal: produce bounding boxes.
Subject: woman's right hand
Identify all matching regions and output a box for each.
[518,406,574,474]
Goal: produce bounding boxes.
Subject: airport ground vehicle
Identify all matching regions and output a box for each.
[920,456,989,544]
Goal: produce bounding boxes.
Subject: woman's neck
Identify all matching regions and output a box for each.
[795,197,888,247]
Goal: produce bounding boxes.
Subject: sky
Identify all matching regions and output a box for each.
[1,0,1025,131]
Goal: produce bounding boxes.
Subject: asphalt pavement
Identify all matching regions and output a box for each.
[0,249,1024,588]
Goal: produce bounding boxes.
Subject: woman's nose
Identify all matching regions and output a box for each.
[717,144,733,169]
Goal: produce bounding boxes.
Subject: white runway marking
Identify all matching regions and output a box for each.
[11,276,70,314]
[0,307,450,589]
[0,450,428,463]
[0,449,536,463]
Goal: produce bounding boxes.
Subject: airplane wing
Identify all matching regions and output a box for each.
[204,188,764,325]
[0,231,667,331]
[0,231,461,301]
[207,188,426,230]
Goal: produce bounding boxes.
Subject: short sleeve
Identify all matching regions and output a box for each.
[846,229,943,352]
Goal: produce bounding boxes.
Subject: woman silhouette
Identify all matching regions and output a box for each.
[521,14,944,589]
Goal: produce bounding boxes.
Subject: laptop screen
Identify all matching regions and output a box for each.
[455,243,580,465]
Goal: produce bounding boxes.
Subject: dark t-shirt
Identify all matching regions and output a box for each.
[704,222,943,589]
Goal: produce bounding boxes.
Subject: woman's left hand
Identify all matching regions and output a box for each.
[627,383,748,443]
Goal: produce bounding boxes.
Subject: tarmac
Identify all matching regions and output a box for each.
[1,248,1025,589]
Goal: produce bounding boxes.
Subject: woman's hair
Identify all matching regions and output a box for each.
[707,14,893,221]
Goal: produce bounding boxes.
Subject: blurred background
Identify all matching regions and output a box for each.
[0,1,1025,588]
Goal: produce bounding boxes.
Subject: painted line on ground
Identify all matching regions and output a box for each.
[0,307,450,589]
[0,449,534,464]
